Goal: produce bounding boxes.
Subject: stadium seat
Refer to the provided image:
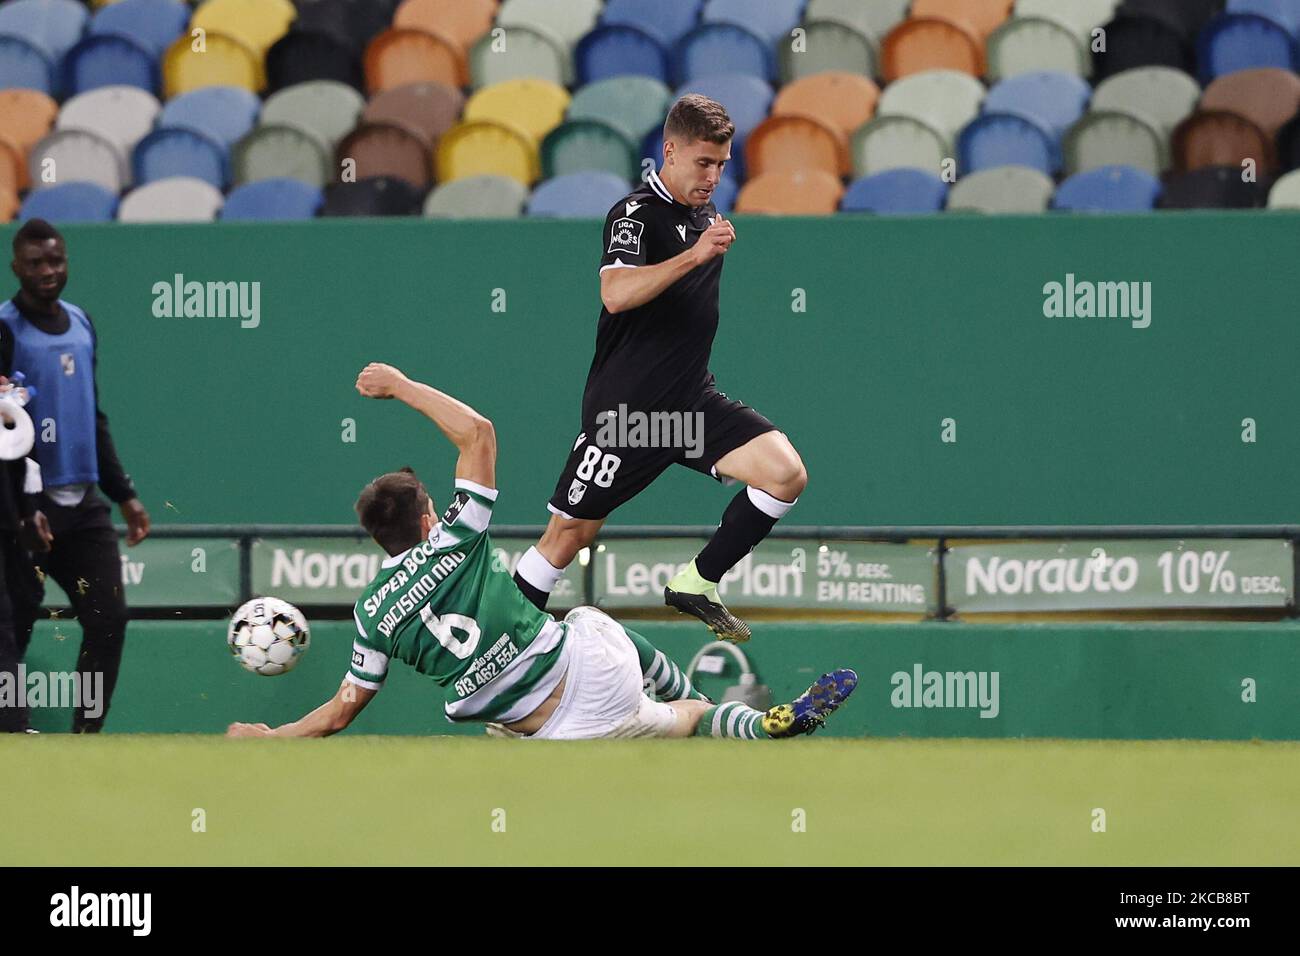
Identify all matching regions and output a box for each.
[423,174,529,218]
[89,0,189,57]
[913,0,1015,41]
[772,72,880,142]
[808,0,910,43]
[1159,165,1269,207]
[1171,110,1276,174]
[702,0,804,45]
[541,119,639,181]
[292,0,393,55]
[0,0,88,64]
[567,76,674,145]
[266,29,363,94]
[735,168,844,214]
[232,123,331,187]
[191,0,296,58]
[362,81,465,148]
[840,168,949,213]
[851,114,948,176]
[1228,0,1300,37]
[1196,12,1300,83]
[1091,66,1200,142]
[946,164,1054,212]
[157,86,261,149]
[469,24,568,89]
[575,24,671,84]
[393,0,495,52]
[261,80,366,151]
[1266,166,1300,206]
[673,73,774,144]
[133,127,229,190]
[0,137,20,203]
[778,19,877,84]
[880,17,985,83]
[1124,0,1229,41]
[365,28,466,94]
[1201,68,1300,138]
[221,177,323,220]
[958,112,1057,175]
[1278,111,1300,169]
[1063,110,1165,175]
[0,34,54,95]
[28,128,127,195]
[436,120,538,186]
[498,0,602,51]
[983,71,1091,144]
[118,175,225,221]
[985,16,1090,80]
[57,86,159,160]
[877,69,986,148]
[1013,0,1119,46]
[674,22,775,85]
[465,79,571,146]
[163,31,262,98]
[601,0,703,48]
[17,180,118,222]
[526,171,631,217]
[0,88,57,188]
[320,175,425,217]
[1091,12,1194,82]
[63,33,157,95]
[746,114,848,177]
[335,122,432,190]
[1051,164,1162,211]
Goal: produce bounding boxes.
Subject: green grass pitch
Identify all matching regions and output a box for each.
[5,736,1298,865]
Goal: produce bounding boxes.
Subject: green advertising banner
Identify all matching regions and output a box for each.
[44,538,240,608]
[250,536,580,606]
[948,539,1295,613]
[592,538,937,612]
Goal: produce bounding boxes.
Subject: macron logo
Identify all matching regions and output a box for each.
[50,886,152,936]
[625,201,642,216]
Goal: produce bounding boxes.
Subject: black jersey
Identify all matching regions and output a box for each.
[585,167,723,417]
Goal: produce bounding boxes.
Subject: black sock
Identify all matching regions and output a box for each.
[695,487,789,583]
[513,571,550,612]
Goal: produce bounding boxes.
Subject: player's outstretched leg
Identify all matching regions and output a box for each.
[663,558,752,643]
[623,624,711,703]
[761,669,858,739]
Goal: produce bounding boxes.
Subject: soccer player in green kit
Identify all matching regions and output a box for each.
[227,364,856,741]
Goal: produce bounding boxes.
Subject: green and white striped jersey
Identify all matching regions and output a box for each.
[347,479,568,723]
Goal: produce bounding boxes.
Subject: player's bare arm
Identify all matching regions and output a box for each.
[227,680,377,738]
[355,362,496,489]
[600,216,735,314]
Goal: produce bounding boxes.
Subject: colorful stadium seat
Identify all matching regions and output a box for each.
[163,30,262,98]
[983,71,1091,144]
[393,0,496,52]
[436,119,538,185]
[18,180,119,222]
[0,136,20,210]
[365,28,466,94]
[1064,110,1164,175]
[881,17,985,83]
[746,114,848,178]
[541,118,639,181]
[1159,165,1270,208]
[673,73,774,144]
[133,126,229,189]
[118,175,225,221]
[1051,164,1162,211]
[1125,0,1228,42]
[1091,11,1194,82]
[469,24,567,89]
[735,168,844,214]
[191,0,296,58]
[465,78,570,145]
[567,75,674,145]
[840,168,949,213]
[266,29,363,93]
[1196,12,1300,83]
[89,0,190,57]
[674,22,775,85]
[1229,0,1300,37]
[1171,110,1277,174]
[261,80,365,150]
[947,164,1054,212]
[985,16,1089,81]
[233,123,331,187]
[1091,66,1200,142]
[320,175,425,216]
[335,121,431,190]
[28,128,128,195]
[292,0,393,55]
[1013,0,1119,46]
[601,0,703,48]
[958,112,1057,175]
[778,19,877,84]
[575,24,670,84]
[808,0,910,43]
[498,0,602,51]
[0,88,56,188]
[703,0,804,45]
[877,69,985,148]
[852,114,948,177]
[362,81,465,147]
[221,177,323,220]
[0,34,54,95]
[57,85,159,159]
[158,85,261,148]
[526,170,631,217]
[913,0,1015,41]
[423,174,529,218]
[1266,167,1300,206]
[64,33,157,95]
[0,0,88,64]
[772,71,880,142]
[1201,67,1300,138]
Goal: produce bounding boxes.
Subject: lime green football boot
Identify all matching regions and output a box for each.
[663,558,752,643]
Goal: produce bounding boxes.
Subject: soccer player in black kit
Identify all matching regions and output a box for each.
[513,95,808,642]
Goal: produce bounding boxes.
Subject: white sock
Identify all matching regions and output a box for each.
[515,546,564,594]
[746,485,797,519]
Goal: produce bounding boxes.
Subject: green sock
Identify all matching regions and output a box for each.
[624,626,710,702]
[694,701,769,739]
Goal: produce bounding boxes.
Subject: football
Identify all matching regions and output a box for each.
[227,597,311,676]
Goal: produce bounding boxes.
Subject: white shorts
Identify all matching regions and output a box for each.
[494,606,677,740]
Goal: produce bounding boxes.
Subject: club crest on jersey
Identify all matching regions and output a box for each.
[60,353,75,376]
[568,479,587,505]
[607,217,643,255]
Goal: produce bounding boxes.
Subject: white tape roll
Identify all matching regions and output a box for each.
[0,397,35,460]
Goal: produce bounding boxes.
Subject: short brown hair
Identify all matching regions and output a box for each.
[355,467,433,556]
[663,94,735,145]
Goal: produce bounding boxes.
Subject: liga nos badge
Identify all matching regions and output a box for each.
[568,479,587,505]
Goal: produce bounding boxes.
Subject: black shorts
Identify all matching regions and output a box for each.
[546,387,778,520]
